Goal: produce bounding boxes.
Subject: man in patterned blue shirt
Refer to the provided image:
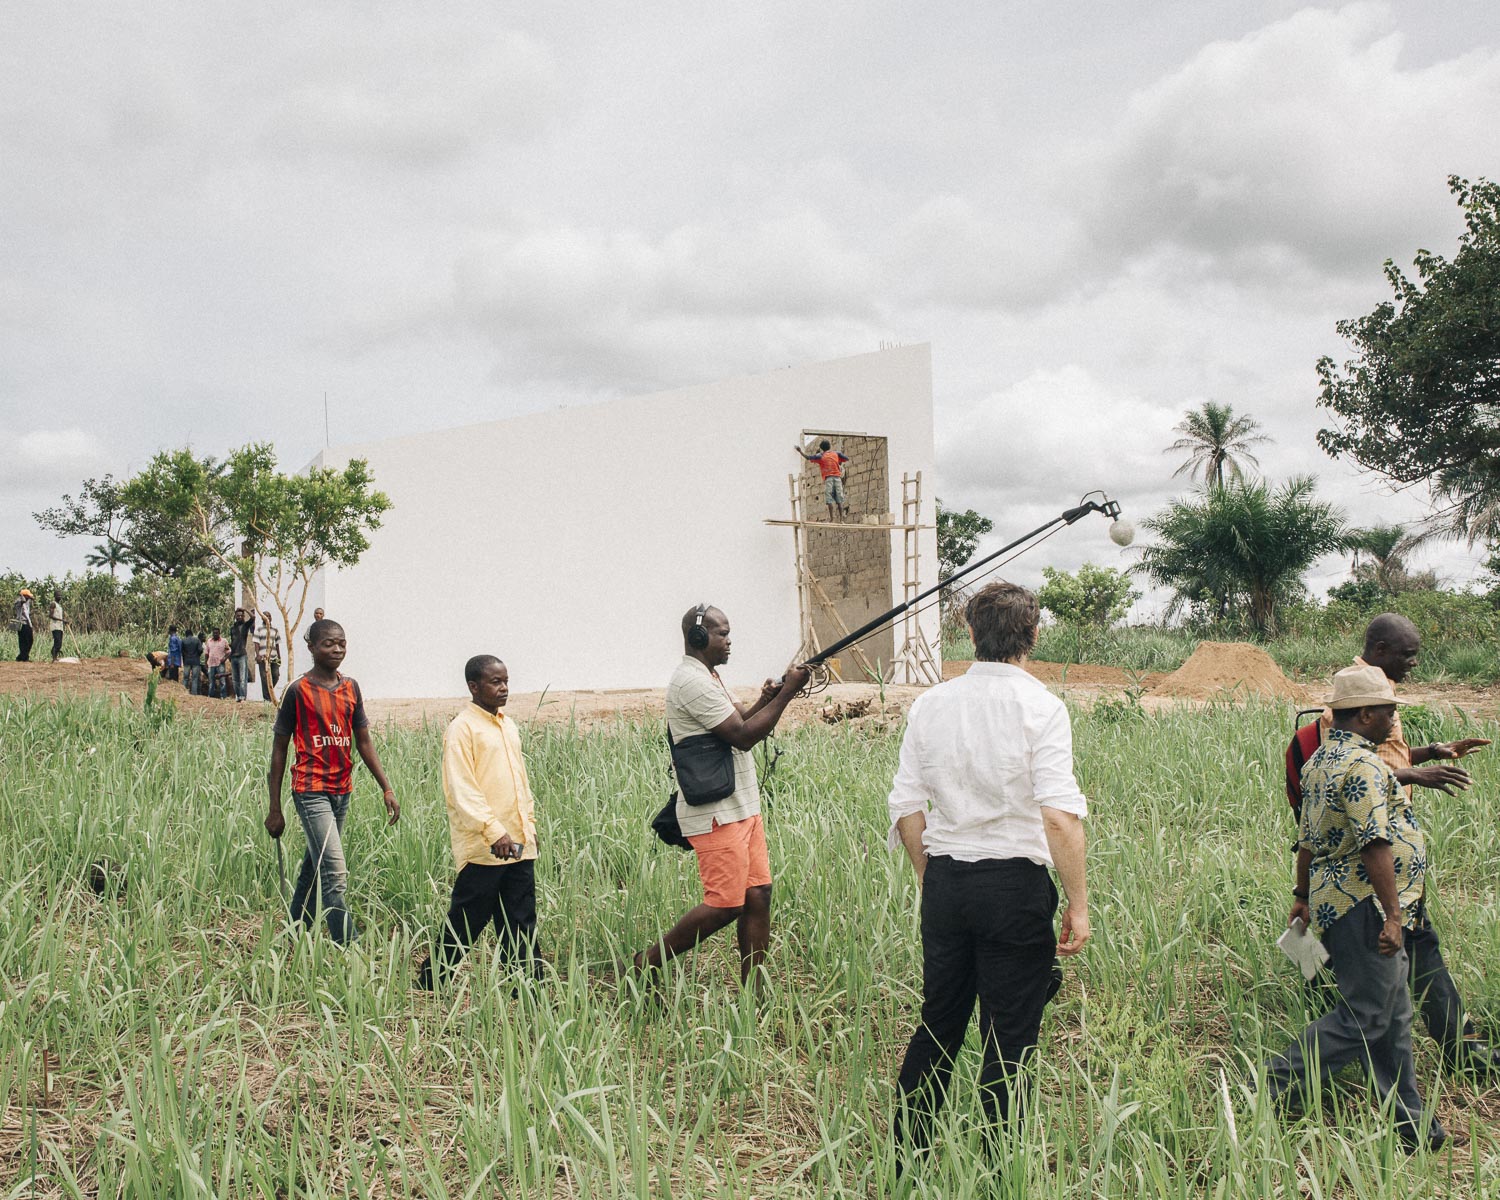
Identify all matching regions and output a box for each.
[1264,665,1450,1151]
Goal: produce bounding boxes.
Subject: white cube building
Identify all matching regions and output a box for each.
[312,344,937,698]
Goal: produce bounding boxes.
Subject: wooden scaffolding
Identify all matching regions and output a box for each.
[766,470,942,685]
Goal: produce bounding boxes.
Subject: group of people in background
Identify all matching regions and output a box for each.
[162,605,312,700]
[11,588,65,663]
[8,585,305,693]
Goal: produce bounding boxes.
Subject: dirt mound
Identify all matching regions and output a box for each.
[1148,641,1307,702]
[943,659,1167,689]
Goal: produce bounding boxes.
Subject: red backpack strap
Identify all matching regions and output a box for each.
[1285,713,1323,820]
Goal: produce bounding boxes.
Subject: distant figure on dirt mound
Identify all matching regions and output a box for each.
[797,439,850,521]
[630,605,809,991]
[49,592,65,662]
[204,629,229,699]
[887,581,1089,1160]
[417,654,540,989]
[1265,665,1448,1151]
[165,625,182,681]
[12,589,34,662]
[229,607,254,703]
[180,629,204,695]
[1286,613,1497,1076]
[264,619,399,946]
[254,612,281,701]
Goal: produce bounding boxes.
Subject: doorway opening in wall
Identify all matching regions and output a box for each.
[795,431,894,675]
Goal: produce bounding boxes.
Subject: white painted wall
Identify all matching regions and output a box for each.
[315,345,936,698]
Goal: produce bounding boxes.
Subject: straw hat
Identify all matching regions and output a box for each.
[18,588,32,598]
[1325,664,1405,710]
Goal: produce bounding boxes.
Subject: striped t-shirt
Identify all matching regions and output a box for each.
[273,674,370,794]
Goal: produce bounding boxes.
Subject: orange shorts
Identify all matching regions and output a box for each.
[687,814,771,908]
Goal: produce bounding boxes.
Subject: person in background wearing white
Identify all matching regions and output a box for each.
[888,580,1090,1159]
[254,613,282,701]
[49,591,65,661]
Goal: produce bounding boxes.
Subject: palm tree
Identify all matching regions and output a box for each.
[85,540,130,578]
[1347,524,1435,594]
[1166,401,1271,489]
[1137,476,1348,635]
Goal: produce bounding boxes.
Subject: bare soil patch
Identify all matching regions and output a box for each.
[4,652,1494,729]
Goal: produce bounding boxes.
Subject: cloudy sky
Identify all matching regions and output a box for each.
[4,1,1497,609]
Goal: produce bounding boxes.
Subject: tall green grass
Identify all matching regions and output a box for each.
[942,624,1500,685]
[0,626,157,660]
[2,694,1497,1196]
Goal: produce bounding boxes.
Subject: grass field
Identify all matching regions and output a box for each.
[3,692,1500,1197]
[941,625,1500,686]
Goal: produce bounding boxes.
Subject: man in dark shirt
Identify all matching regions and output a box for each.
[228,607,255,703]
[180,630,204,695]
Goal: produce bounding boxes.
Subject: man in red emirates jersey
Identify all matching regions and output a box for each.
[265,619,400,944]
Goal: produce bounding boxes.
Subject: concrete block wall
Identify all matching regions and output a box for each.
[799,434,894,673]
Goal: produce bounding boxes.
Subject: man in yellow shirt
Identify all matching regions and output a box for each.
[417,655,540,988]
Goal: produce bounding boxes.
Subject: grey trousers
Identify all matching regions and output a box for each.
[1266,898,1439,1145]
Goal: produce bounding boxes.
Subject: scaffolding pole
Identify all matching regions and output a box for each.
[771,469,940,687]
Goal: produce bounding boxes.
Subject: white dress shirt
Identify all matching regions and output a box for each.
[887,661,1089,866]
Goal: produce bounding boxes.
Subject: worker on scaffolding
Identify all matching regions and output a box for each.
[797,439,851,521]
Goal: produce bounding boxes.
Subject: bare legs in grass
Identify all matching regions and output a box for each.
[633,884,772,988]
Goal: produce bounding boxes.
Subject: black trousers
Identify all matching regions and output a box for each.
[1301,898,1477,1063]
[1406,903,1476,1061]
[16,625,33,661]
[422,860,538,986]
[51,629,62,659]
[895,856,1059,1149]
[259,657,281,701]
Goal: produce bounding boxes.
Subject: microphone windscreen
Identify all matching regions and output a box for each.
[1109,519,1135,547]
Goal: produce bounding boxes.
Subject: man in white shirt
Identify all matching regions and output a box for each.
[49,592,65,662]
[632,605,809,988]
[888,581,1090,1153]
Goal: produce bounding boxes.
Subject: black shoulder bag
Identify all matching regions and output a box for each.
[651,724,736,850]
[668,724,736,806]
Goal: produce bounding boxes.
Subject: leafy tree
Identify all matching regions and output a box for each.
[1166,401,1271,488]
[36,472,228,577]
[125,444,391,692]
[84,539,131,578]
[1327,578,1388,609]
[1038,563,1139,627]
[1137,476,1349,636]
[936,500,994,583]
[1345,524,1436,594]
[1317,175,1500,543]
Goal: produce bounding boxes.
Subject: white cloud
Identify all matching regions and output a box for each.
[258,27,558,166]
[1081,3,1500,278]
[938,366,1178,520]
[443,212,884,389]
[0,429,108,490]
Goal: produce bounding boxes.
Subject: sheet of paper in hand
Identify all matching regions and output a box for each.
[1276,918,1330,981]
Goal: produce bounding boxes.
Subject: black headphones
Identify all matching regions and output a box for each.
[687,603,710,650]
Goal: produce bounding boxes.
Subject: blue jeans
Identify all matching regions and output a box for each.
[230,653,249,700]
[289,791,358,944]
[184,664,203,694]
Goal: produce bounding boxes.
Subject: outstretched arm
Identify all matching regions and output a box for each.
[355,726,399,825]
[1043,808,1089,956]
[266,733,290,838]
[896,811,928,888]
[709,664,810,750]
